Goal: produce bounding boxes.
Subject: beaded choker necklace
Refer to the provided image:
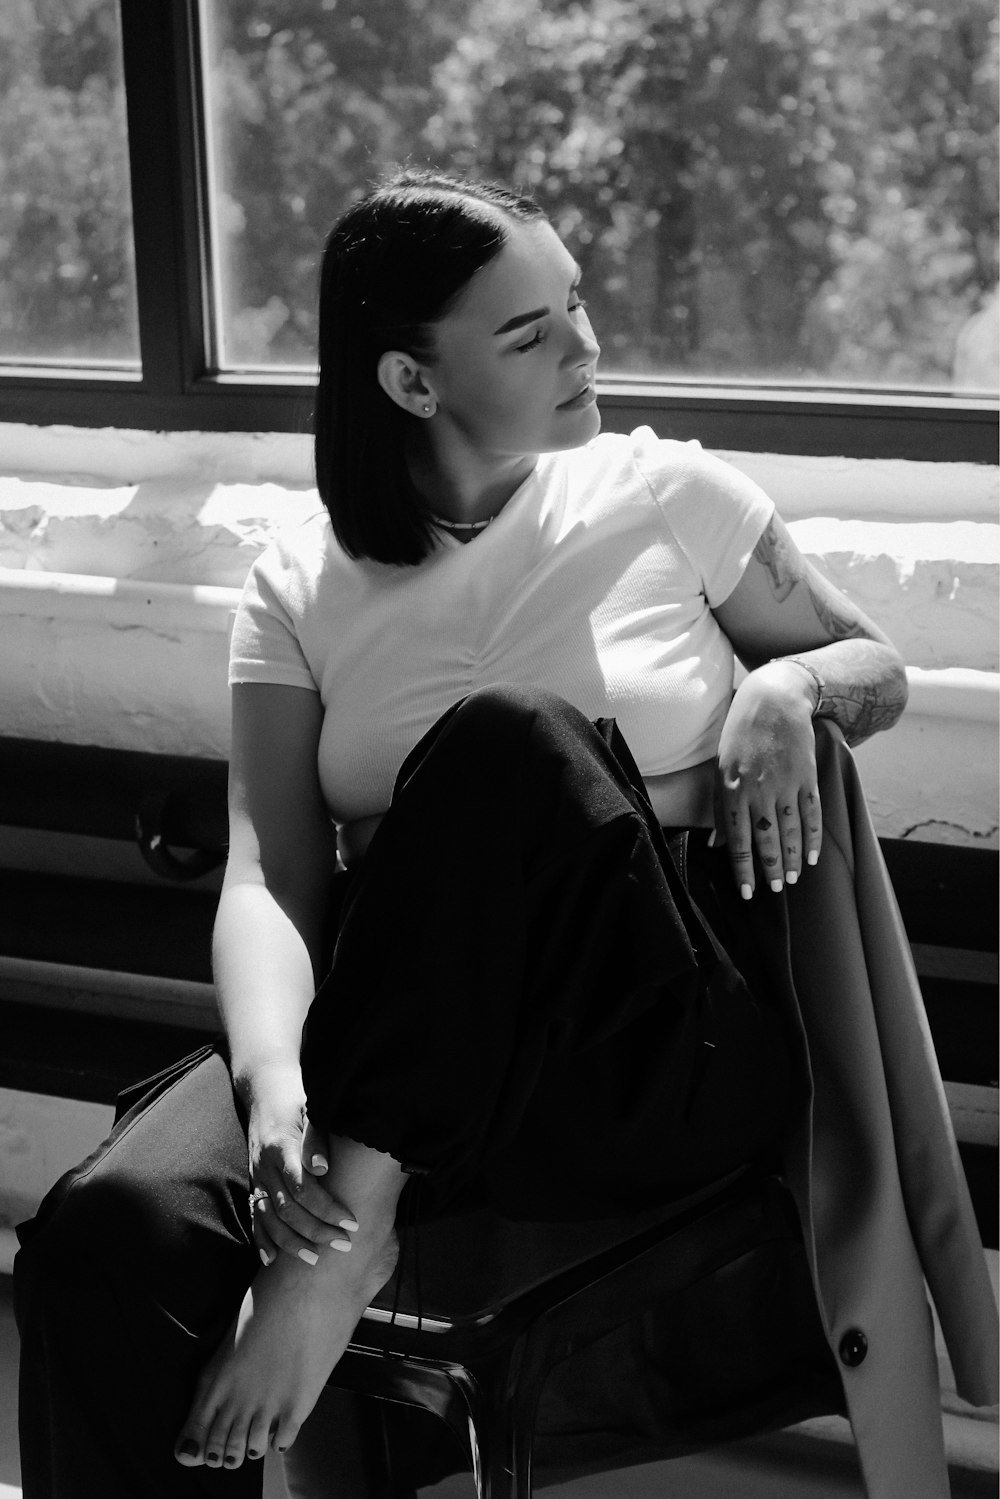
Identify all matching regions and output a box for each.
[430,512,495,532]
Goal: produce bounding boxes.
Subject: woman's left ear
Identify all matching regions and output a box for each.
[377,350,436,417]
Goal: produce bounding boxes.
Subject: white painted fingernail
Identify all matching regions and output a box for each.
[770,878,783,893]
[297,1248,319,1266]
[259,1248,272,1267]
[707,829,717,848]
[786,870,799,885]
[740,883,753,901]
[339,1217,359,1231]
[311,1154,328,1172]
[331,1238,352,1252]
[807,850,819,866]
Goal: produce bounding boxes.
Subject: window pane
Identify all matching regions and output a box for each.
[0,0,139,368]
[202,0,998,395]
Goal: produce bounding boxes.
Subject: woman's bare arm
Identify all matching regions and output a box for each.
[710,512,907,895]
[215,684,357,1263]
[714,513,908,746]
[214,683,339,1097]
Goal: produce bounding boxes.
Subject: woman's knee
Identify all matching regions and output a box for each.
[16,1056,249,1282]
[454,683,582,733]
[393,685,591,804]
[19,1154,173,1277]
[438,686,603,775]
[16,1145,253,1347]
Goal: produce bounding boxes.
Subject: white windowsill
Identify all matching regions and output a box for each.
[0,423,996,843]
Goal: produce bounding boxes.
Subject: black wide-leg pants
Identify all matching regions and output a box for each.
[14,687,792,1497]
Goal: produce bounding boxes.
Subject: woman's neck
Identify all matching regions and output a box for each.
[407,432,537,526]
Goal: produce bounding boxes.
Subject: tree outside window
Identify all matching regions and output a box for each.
[0,0,139,367]
[1,0,997,398]
[202,0,999,391]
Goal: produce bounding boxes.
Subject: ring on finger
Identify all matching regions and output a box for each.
[249,1186,269,1210]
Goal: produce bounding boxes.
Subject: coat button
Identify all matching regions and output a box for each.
[839,1329,868,1367]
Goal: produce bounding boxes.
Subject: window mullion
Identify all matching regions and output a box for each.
[119,0,209,397]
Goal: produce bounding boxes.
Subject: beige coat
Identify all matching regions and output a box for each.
[753,723,998,1499]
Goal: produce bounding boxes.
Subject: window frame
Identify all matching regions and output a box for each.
[1,0,996,462]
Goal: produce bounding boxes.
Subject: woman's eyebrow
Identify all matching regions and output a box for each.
[493,262,583,336]
[493,306,548,335]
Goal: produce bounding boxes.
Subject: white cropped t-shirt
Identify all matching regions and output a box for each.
[229,428,773,827]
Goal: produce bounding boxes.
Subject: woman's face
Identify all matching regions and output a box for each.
[422,218,602,463]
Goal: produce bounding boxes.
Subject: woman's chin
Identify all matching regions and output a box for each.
[545,401,602,451]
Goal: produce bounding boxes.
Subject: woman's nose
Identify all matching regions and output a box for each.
[568,312,600,365]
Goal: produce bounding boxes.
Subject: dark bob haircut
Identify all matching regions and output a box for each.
[314,169,545,567]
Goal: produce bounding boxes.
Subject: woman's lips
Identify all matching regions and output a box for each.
[556,382,597,411]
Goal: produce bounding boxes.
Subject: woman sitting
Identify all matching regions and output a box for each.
[21,170,982,1499]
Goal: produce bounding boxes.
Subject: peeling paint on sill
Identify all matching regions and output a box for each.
[901,821,1000,843]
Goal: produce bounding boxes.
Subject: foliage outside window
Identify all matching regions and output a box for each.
[0,0,139,367]
[203,0,998,392]
[0,0,997,416]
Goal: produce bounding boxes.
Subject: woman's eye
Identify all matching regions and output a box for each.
[514,298,586,352]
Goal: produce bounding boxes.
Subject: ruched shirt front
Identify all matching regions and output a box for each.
[229,428,774,826]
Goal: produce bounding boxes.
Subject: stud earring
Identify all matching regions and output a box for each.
[422,404,432,415]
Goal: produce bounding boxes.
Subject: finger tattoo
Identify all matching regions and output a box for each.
[733,850,752,862]
[762,853,779,867]
[781,805,794,817]
[755,816,772,831]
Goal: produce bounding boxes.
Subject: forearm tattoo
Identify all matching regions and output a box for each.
[821,672,909,746]
[753,519,907,746]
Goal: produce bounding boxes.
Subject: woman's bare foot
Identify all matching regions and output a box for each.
[175,1137,404,1470]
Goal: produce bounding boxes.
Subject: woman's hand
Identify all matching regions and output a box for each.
[246,1063,359,1267]
[714,660,823,898]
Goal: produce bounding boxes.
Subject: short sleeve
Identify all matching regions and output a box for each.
[228,545,318,691]
[632,429,775,606]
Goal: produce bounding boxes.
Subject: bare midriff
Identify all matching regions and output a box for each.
[642,758,716,831]
[335,758,716,869]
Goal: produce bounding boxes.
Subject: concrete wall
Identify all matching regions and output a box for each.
[1,421,996,845]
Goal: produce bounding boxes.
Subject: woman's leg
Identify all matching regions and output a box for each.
[14,1049,263,1498]
[173,686,694,1478]
[173,1133,405,1471]
[25,687,789,1493]
[301,685,791,1215]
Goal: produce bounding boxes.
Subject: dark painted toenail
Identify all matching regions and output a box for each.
[224,1456,237,1468]
[179,1439,199,1457]
[248,1449,261,1460]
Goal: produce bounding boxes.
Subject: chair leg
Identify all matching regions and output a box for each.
[283,1388,395,1499]
[467,1343,545,1499]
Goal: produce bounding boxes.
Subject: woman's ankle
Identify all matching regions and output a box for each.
[323,1133,407,1238]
